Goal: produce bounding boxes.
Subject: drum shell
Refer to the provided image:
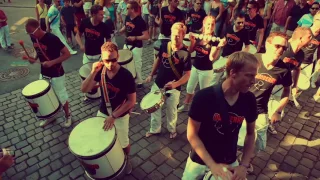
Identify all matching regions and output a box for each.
[118,50,136,78]
[22,80,61,119]
[140,90,165,114]
[79,63,101,100]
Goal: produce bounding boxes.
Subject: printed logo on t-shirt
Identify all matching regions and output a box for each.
[305,39,319,50]
[194,46,208,58]
[212,112,245,135]
[126,22,135,32]
[254,73,276,91]
[226,33,240,46]
[191,13,200,22]
[164,14,176,24]
[161,52,179,68]
[33,42,47,56]
[244,21,256,31]
[107,82,120,99]
[283,57,299,67]
[85,28,101,40]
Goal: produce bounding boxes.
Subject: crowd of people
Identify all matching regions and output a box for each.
[1,0,320,179]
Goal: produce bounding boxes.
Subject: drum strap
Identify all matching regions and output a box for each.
[101,66,113,116]
[167,42,182,79]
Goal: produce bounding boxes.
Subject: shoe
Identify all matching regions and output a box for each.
[137,84,143,89]
[83,96,91,103]
[39,118,56,127]
[177,104,190,112]
[63,116,72,128]
[311,82,316,88]
[247,163,254,174]
[125,158,132,175]
[268,124,277,135]
[70,50,77,55]
[8,46,13,49]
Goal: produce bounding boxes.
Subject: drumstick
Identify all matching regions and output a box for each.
[22,55,42,65]
[19,40,30,58]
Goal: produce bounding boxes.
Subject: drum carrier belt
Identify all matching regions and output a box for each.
[101,66,113,116]
[167,42,182,79]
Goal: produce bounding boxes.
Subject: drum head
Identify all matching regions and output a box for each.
[118,49,133,65]
[22,80,50,96]
[297,74,310,90]
[69,117,116,157]
[79,63,93,78]
[140,91,162,110]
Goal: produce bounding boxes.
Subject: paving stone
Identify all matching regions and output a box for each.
[27,157,38,166]
[157,163,173,176]
[252,157,267,169]
[15,161,28,172]
[27,136,36,144]
[173,151,188,162]
[166,157,181,168]
[300,157,314,168]
[31,139,44,148]
[279,163,295,173]
[310,169,320,178]
[10,137,20,144]
[295,164,311,176]
[147,141,164,154]
[284,156,299,167]
[299,130,312,139]
[26,164,40,175]
[151,152,167,165]
[11,171,26,180]
[140,161,157,174]
[172,168,184,179]
[26,172,40,180]
[288,149,303,160]
[138,148,152,160]
[61,164,73,175]
[62,153,76,164]
[69,166,84,179]
[4,122,14,129]
[168,140,185,151]
[288,128,299,136]
[71,160,81,168]
[166,174,180,180]
[50,142,67,153]
[28,147,41,157]
[147,170,165,180]
[15,154,29,164]
[7,131,18,139]
[137,138,150,148]
[52,130,63,138]
[49,139,59,147]
[38,149,52,161]
[50,159,64,171]
[50,152,62,161]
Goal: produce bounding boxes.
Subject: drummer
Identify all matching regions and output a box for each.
[182,51,259,180]
[145,22,191,139]
[118,0,149,89]
[185,0,206,33]
[246,32,293,173]
[81,42,136,175]
[24,18,72,128]
[178,16,226,112]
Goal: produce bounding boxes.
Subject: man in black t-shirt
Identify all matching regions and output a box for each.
[145,22,191,139]
[182,51,258,180]
[81,42,136,175]
[186,0,206,33]
[244,1,264,53]
[71,0,86,28]
[119,1,149,89]
[25,18,72,128]
[147,0,161,41]
[157,0,184,39]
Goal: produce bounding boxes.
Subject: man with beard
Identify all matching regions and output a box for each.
[119,1,149,89]
[182,52,259,180]
[244,1,264,53]
[186,0,206,33]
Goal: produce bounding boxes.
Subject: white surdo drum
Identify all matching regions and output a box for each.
[140,90,165,114]
[79,63,101,100]
[118,49,136,78]
[69,117,127,180]
[22,80,61,119]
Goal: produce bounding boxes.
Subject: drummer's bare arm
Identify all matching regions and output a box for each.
[241,121,256,166]
[119,26,126,35]
[136,30,149,41]
[146,57,161,82]
[75,32,84,49]
[276,86,290,112]
[174,70,190,87]
[112,93,136,118]
[50,47,71,65]
[209,46,221,62]
[81,73,99,93]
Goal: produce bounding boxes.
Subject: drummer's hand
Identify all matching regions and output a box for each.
[42,61,55,68]
[103,116,115,131]
[218,38,227,47]
[189,33,196,44]
[91,61,103,73]
[209,163,233,180]
[228,166,247,180]
[0,150,14,174]
[145,75,153,83]
[127,36,136,42]
[22,55,37,64]
[164,80,178,90]
[270,112,281,124]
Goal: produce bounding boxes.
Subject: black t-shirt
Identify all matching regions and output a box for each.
[249,54,292,114]
[187,8,206,32]
[71,0,85,14]
[160,6,184,37]
[94,67,136,116]
[149,0,160,15]
[193,39,218,70]
[61,6,76,25]
[79,18,111,56]
[31,33,65,77]
[300,32,320,64]
[288,4,310,31]
[125,15,147,48]
[280,43,305,70]
[244,14,264,41]
[222,26,250,57]
[189,84,257,165]
[155,41,192,91]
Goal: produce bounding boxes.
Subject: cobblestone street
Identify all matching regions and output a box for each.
[1,44,320,180]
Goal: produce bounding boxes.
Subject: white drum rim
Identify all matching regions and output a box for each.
[22,80,50,98]
[140,92,163,110]
[68,116,118,160]
[79,62,93,79]
[118,49,133,65]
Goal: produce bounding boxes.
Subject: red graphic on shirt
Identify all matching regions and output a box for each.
[27,102,39,113]
[33,43,47,51]
[80,160,99,175]
[212,112,245,135]
[162,52,170,58]
[85,28,101,40]
[213,113,244,124]
[283,57,299,67]
[194,46,209,56]
[226,33,240,42]
[126,22,135,32]
[106,82,120,99]
[255,74,276,84]
[164,15,176,23]
[244,21,256,28]
[311,39,320,45]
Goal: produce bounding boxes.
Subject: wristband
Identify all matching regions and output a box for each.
[240,163,250,169]
[111,113,117,119]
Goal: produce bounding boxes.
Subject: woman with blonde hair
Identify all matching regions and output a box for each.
[178,16,226,112]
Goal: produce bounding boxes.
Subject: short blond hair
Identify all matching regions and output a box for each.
[226,51,260,77]
[292,27,312,40]
[171,22,187,36]
[266,31,288,43]
[101,42,118,53]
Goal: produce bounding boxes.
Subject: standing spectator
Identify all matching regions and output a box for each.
[147,0,160,41]
[36,0,49,31]
[117,0,128,28]
[47,0,77,54]
[83,0,93,17]
[102,0,117,32]
[61,0,77,47]
[270,0,295,32]
[186,0,206,33]
[297,2,319,27]
[210,0,224,36]
[0,149,14,178]
[142,0,151,44]
[72,0,86,28]
[0,9,13,50]
[284,0,310,37]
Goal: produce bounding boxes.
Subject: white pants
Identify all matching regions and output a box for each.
[211,56,227,85]
[182,156,239,180]
[39,74,69,104]
[97,111,130,148]
[149,83,180,133]
[186,66,214,94]
[83,53,101,64]
[0,25,11,48]
[51,27,74,53]
[123,44,143,84]
[301,62,320,84]
[158,33,170,40]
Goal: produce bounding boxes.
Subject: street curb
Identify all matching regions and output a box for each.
[0,5,34,8]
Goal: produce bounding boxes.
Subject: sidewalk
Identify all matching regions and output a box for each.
[0,0,36,8]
